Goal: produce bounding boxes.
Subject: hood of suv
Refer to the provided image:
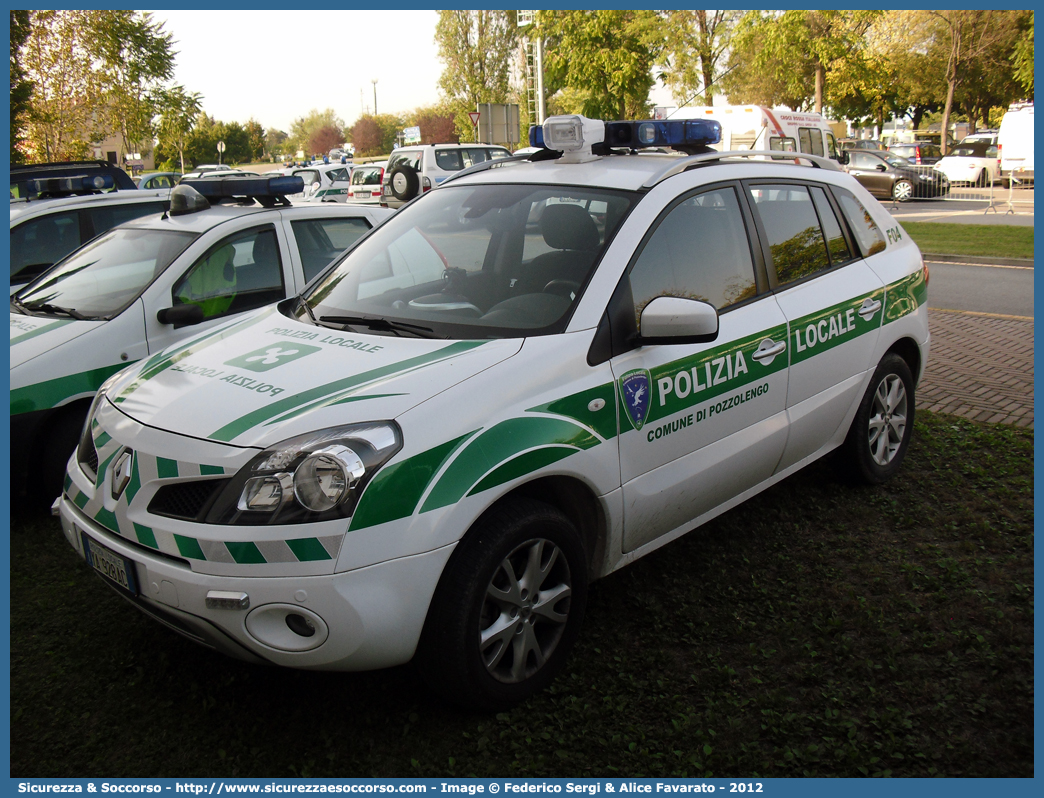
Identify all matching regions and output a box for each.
[107,308,521,448]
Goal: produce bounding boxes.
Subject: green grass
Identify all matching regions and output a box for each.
[901,222,1034,259]
[10,412,1033,778]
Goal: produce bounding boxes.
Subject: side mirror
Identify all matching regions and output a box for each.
[157,303,204,328]
[638,296,719,345]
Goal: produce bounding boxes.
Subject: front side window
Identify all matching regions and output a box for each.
[291,217,372,282]
[17,228,198,318]
[301,183,636,338]
[629,186,757,324]
[798,127,825,157]
[749,184,829,285]
[172,225,283,320]
[10,211,82,284]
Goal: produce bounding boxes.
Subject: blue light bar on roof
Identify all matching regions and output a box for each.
[604,119,722,149]
[529,126,546,148]
[29,173,115,195]
[180,175,304,198]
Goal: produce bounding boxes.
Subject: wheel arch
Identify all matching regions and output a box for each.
[885,336,922,386]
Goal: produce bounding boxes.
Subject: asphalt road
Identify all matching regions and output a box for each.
[884,185,1035,226]
[926,260,1034,318]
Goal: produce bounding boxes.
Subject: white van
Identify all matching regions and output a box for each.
[669,105,841,161]
[998,102,1033,185]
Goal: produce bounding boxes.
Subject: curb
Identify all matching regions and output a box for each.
[922,253,1034,267]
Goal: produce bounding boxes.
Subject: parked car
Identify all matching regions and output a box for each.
[290,163,354,203]
[840,138,885,151]
[11,175,393,503]
[934,141,1000,186]
[135,172,181,190]
[57,115,928,709]
[845,149,950,201]
[380,143,511,208]
[11,161,137,198]
[957,130,998,147]
[887,142,943,166]
[998,102,1033,185]
[10,180,170,293]
[346,162,386,204]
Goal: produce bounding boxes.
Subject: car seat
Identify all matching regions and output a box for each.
[515,203,600,295]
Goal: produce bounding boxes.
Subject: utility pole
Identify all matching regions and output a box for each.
[372,79,378,117]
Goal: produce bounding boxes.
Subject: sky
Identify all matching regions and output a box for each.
[148,9,676,134]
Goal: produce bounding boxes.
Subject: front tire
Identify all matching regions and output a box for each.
[841,353,915,485]
[892,179,914,202]
[417,498,588,710]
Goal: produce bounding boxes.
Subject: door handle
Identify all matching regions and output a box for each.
[858,297,882,320]
[751,338,786,361]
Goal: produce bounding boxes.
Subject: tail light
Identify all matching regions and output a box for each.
[922,257,929,287]
[421,176,431,192]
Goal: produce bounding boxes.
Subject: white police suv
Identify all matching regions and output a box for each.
[56,116,929,709]
[13,175,392,502]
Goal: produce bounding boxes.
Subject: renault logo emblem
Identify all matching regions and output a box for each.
[111,450,133,501]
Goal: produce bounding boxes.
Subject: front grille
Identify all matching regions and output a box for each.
[77,431,99,479]
[148,479,230,521]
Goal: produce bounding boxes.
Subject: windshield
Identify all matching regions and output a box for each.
[16,227,198,319]
[299,183,636,338]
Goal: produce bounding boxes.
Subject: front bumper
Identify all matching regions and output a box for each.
[58,494,455,671]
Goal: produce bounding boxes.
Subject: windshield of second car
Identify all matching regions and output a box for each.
[881,152,913,168]
[300,184,636,338]
[15,227,198,319]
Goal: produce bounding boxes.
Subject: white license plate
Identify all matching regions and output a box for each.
[356,190,371,198]
[82,532,139,595]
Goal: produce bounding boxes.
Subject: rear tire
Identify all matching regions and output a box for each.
[841,353,915,485]
[416,497,588,710]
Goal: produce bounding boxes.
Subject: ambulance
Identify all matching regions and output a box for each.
[56,115,929,710]
[669,105,842,161]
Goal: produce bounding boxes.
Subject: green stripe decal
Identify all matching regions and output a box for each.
[156,458,178,479]
[94,431,112,449]
[10,362,128,416]
[789,290,885,366]
[73,490,89,509]
[528,383,618,441]
[469,447,577,497]
[884,271,927,324]
[125,453,142,503]
[200,464,224,476]
[225,541,266,564]
[94,448,120,489]
[64,474,72,493]
[133,523,158,549]
[10,319,74,346]
[174,534,205,560]
[209,341,486,442]
[94,507,119,534]
[114,313,264,403]
[285,538,332,561]
[349,431,477,531]
[421,417,599,514]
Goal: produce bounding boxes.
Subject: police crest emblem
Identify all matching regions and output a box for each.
[619,369,652,430]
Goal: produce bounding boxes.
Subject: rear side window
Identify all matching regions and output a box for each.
[809,186,852,265]
[833,186,887,256]
[435,149,465,171]
[748,184,829,285]
[798,128,825,157]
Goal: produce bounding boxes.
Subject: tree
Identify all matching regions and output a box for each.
[537,10,665,120]
[662,11,740,107]
[10,10,33,164]
[348,114,402,157]
[1011,11,1033,97]
[88,11,176,159]
[412,106,458,145]
[435,10,519,140]
[724,11,878,114]
[309,124,343,156]
[156,85,202,173]
[265,128,289,160]
[288,108,345,157]
[245,118,266,161]
[21,10,99,161]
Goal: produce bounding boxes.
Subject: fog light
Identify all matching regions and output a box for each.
[285,613,316,637]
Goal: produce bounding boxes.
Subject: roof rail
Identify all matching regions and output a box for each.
[438,153,533,187]
[644,150,842,188]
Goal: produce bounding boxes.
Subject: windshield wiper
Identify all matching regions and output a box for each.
[318,314,442,339]
[296,296,317,324]
[10,296,31,315]
[27,303,91,320]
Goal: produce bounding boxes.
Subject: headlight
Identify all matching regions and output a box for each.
[207,422,402,525]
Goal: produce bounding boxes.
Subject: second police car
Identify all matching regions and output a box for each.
[56,115,929,709]
[12,175,392,502]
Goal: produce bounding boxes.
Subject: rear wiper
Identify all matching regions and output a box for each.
[318,314,442,338]
[27,303,91,320]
